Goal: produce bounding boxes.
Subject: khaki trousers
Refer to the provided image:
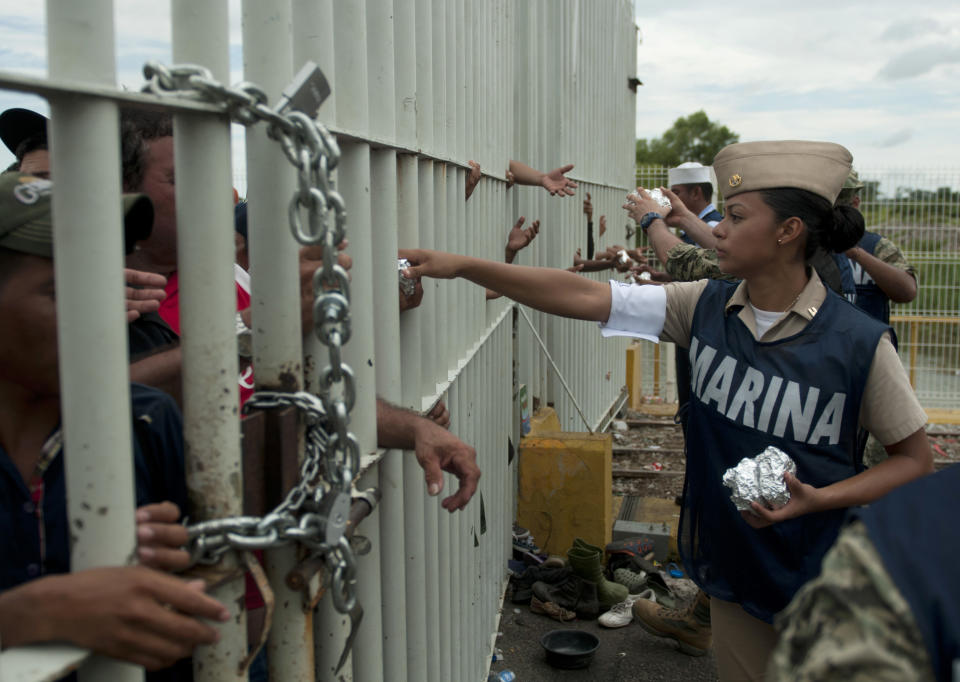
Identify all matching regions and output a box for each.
[711,597,779,682]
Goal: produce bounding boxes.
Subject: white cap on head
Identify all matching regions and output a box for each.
[668,161,713,186]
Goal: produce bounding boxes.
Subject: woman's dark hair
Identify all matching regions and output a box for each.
[759,188,864,260]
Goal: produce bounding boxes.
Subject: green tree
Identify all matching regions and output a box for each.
[636,110,739,167]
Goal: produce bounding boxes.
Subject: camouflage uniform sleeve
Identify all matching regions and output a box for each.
[663,243,738,282]
[873,237,918,280]
[768,521,935,682]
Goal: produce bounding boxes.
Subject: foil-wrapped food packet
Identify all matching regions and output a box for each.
[397,258,416,296]
[722,446,797,511]
[616,249,632,265]
[627,188,672,210]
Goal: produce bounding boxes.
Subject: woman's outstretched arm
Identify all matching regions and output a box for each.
[400,248,612,322]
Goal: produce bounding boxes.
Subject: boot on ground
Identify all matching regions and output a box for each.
[632,589,711,656]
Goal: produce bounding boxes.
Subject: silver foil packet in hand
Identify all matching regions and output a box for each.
[397,258,416,296]
[722,446,797,511]
[645,187,672,209]
[628,188,672,210]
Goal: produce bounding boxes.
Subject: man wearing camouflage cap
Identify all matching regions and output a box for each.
[836,169,917,325]
[835,170,918,469]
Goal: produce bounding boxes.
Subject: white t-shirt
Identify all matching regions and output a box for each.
[750,304,783,339]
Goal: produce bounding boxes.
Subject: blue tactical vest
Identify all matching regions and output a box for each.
[830,252,858,304]
[680,279,890,622]
[681,207,724,245]
[849,231,890,323]
[852,465,960,682]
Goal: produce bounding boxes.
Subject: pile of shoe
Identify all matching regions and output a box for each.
[523,537,631,623]
[508,562,580,623]
[599,554,713,656]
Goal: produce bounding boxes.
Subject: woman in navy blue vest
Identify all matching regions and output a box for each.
[400,140,933,681]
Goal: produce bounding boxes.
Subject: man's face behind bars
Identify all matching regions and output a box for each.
[0,253,60,397]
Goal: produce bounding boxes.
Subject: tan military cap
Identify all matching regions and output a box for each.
[713,140,852,203]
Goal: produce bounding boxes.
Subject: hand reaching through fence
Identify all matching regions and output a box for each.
[296,241,351,330]
[124,268,167,322]
[411,418,481,512]
[426,399,451,428]
[0,566,230,670]
[376,398,480,512]
[507,159,578,196]
[505,216,540,262]
[399,276,424,313]
[465,160,482,200]
[136,501,191,572]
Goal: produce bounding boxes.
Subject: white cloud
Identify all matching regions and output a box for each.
[633,1,960,168]
[880,18,951,42]
[877,44,960,80]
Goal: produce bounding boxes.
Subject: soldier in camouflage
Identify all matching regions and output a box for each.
[835,171,919,468]
[770,462,960,681]
[768,521,935,681]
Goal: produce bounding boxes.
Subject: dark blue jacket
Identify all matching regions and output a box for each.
[0,383,187,592]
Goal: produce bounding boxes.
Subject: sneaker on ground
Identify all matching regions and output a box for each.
[613,567,647,593]
[530,596,576,623]
[512,523,531,539]
[513,535,541,554]
[598,593,642,628]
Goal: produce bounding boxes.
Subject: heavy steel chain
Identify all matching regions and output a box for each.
[143,62,360,613]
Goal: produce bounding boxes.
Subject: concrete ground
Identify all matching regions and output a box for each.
[490,600,718,681]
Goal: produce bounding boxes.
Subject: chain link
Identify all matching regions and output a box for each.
[143,61,360,613]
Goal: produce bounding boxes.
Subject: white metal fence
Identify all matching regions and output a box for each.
[0,1,637,681]
[633,165,960,414]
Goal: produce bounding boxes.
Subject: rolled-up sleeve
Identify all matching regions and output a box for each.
[599,281,667,342]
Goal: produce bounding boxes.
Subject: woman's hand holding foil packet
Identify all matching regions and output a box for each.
[723,446,822,529]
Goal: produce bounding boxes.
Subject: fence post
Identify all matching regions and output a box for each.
[46,1,141,679]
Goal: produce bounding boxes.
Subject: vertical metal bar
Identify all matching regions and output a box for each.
[397,153,428,682]
[370,147,407,680]
[46,2,140,680]
[334,8,384,678]
[415,0,434,151]
[169,2,247,680]
[434,165,449,387]
[240,0,315,679]
[394,0,417,148]
[418,158,442,682]
[431,0,446,154]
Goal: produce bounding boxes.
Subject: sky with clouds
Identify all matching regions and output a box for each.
[1,1,958,184]
[633,0,960,174]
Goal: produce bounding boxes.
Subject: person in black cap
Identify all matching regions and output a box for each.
[0,107,50,178]
[0,107,169,323]
[0,171,230,673]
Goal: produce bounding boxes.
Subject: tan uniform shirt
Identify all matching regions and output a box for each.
[658,270,926,447]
